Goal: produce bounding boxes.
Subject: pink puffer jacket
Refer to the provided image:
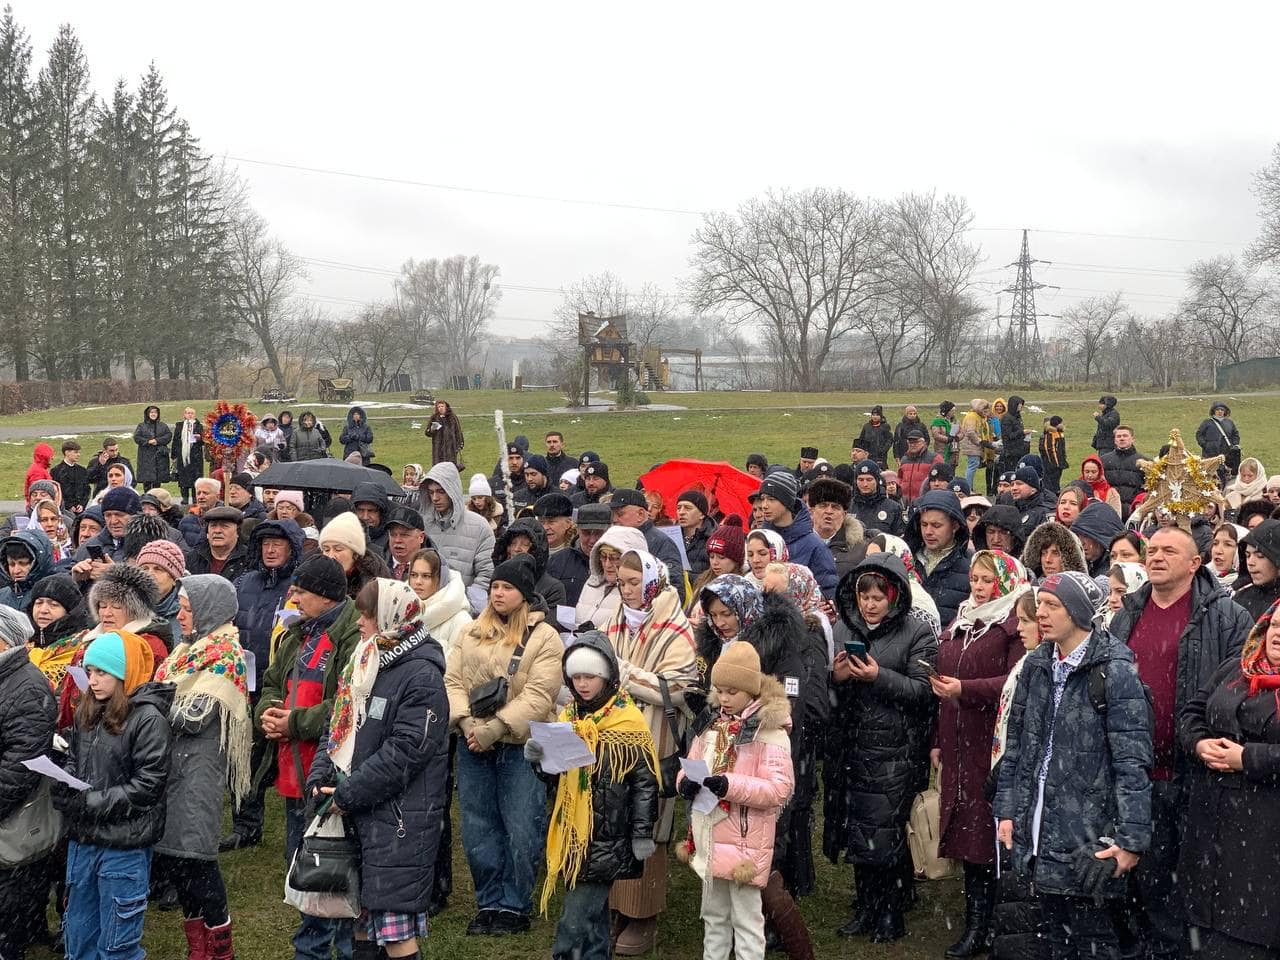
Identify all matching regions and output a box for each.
[676,677,794,889]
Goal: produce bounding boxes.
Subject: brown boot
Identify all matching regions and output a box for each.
[205,916,235,960]
[182,917,210,960]
[610,910,629,946]
[614,916,656,956]
[761,871,815,960]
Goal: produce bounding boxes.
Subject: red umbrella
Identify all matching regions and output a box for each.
[638,459,760,524]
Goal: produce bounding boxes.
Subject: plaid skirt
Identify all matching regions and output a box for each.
[363,909,429,945]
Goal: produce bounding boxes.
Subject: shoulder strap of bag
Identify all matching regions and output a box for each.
[1212,419,1230,443]
[505,625,534,677]
[658,676,687,753]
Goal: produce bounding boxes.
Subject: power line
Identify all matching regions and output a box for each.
[969,225,1245,246]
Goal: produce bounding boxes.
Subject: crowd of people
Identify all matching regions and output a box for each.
[0,394,1276,960]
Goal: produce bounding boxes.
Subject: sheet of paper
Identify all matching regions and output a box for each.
[655,524,691,571]
[528,720,597,774]
[22,754,90,791]
[243,650,257,693]
[556,605,577,631]
[274,606,302,628]
[678,757,720,813]
[66,665,88,692]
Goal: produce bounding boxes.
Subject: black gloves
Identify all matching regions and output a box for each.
[703,775,729,798]
[50,781,86,816]
[1073,841,1116,897]
[677,777,702,801]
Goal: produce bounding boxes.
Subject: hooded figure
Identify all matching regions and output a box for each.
[1235,519,1280,622]
[996,396,1030,474]
[339,405,374,462]
[1091,395,1120,452]
[0,526,55,613]
[1195,401,1240,463]
[824,554,937,937]
[972,504,1027,557]
[427,400,465,467]
[288,411,330,462]
[575,526,650,630]
[133,405,173,488]
[905,490,973,629]
[493,517,568,616]
[232,518,306,668]
[1020,521,1089,583]
[24,441,55,500]
[1071,501,1126,579]
[418,461,496,592]
[351,481,392,562]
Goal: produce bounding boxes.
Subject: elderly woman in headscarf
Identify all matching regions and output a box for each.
[604,550,698,955]
[152,575,251,960]
[929,550,1030,959]
[309,578,450,959]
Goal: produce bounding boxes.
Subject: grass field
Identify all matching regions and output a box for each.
[25,794,966,960]
[2,387,1276,504]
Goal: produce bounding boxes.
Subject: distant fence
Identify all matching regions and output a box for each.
[0,379,212,415]
[1216,358,1280,391]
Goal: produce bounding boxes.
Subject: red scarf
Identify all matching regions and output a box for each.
[1081,455,1112,502]
[1240,599,1280,710]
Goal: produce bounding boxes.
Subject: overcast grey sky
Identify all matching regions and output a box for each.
[22,1,1279,338]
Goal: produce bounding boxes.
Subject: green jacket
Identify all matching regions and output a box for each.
[251,599,361,793]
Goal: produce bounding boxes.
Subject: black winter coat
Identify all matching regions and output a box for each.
[1011,490,1049,540]
[233,519,306,666]
[339,407,374,461]
[0,646,56,821]
[1109,566,1252,782]
[683,516,717,578]
[308,629,451,913]
[1179,658,1280,949]
[824,555,937,866]
[856,421,894,468]
[906,490,974,629]
[170,419,205,488]
[893,417,927,462]
[827,517,869,587]
[547,545,590,607]
[535,631,658,885]
[850,492,903,539]
[1195,414,1240,461]
[188,539,252,583]
[1233,578,1280,623]
[997,396,1030,473]
[1100,446,1147,513]
[992,630,1152,897]
[87,454,134,494]
[133,412,172,486]
[493,517,567,613]
[1092,399,1120,453]
[58,682,174,849]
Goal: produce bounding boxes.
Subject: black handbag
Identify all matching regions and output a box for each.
[657,677,690,799]
[287,802,359,894]
[468,628,531,719]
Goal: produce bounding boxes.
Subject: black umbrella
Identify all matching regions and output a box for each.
[253,459,405,496]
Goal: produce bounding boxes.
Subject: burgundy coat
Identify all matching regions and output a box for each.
[935,606,1023,864]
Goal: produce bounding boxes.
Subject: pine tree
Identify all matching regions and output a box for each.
[0,6,37,380]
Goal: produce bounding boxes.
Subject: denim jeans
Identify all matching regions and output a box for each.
[456,740,548,915]
[64,842,151,960]
[285,797,353,960]
[551,881,612,960]
[965,455,982,487]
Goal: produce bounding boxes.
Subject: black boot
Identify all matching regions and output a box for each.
[946,862,996,958]
[837,866,879,938]
[352,939,386,959]
[870,860,907,944]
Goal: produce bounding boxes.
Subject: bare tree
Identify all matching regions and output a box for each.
[1249,142,1280,268]
[1060,292,1127,383]
[688,188,888,391]
[224,206,304,389]
[346,302,418,391]
[859,287,928,386]
[1179,256,1272,365]
[882,192,983,387]
[395,255,500,380]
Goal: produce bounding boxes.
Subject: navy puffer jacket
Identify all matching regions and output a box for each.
[993,628,1152,897]
[905,490,973,629]
[307,627,451,913]
[233,519,306,666]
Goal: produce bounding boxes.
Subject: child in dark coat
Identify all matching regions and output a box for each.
[525,630,659,960]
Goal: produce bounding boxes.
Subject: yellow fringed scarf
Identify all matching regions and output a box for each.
[539,689,660,916]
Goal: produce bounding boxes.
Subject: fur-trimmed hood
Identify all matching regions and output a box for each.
[838,513,866,546]
[1021,520,1087,579]
[493,516,549,578]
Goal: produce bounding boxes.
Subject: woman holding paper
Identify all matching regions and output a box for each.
[444,554,563,938]
[54,630,172,960]
[604,549,698,955]
[151,575,251,960]
[308,577,451,959]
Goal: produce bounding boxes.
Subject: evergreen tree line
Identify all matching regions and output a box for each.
[0,10,241,384]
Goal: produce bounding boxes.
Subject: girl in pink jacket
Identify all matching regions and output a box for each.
[676,643,795,960]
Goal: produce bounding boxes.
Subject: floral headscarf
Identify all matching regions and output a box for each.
[700,575,763,640]
[327,578,426,773]
[621,550,669,633]
[1240,597,1280,710]
[875,533,941,634]
[950,550,1030,641]
[747,529,789,563]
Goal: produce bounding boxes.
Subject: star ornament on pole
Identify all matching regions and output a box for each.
[204,401,258,504]
[1131,428,1227,529]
